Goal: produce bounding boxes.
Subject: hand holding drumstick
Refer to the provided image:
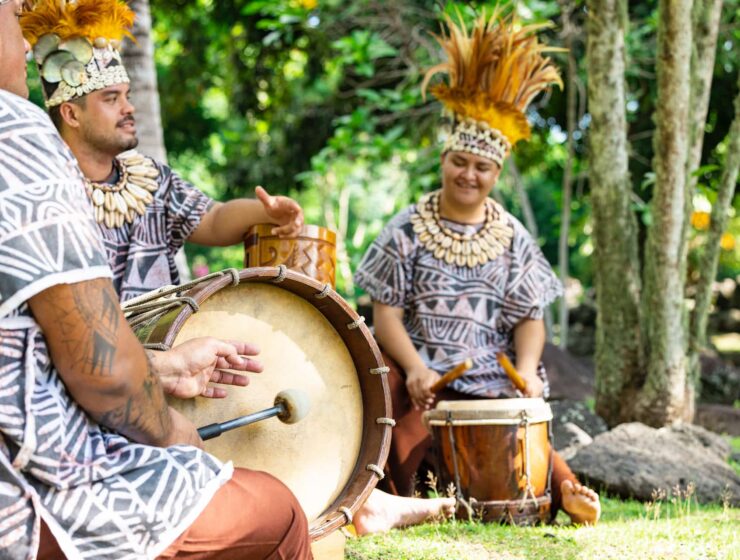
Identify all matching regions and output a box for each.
[495,352,544,397]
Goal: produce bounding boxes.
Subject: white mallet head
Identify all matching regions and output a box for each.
[274,389,311,424]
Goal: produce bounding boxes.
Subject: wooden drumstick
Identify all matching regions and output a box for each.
[431,358,473,393]
[495,352,527,392]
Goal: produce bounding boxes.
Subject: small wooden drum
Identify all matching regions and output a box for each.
[125,267,391,541]
[244,224,337,287]
[423,398,553,525]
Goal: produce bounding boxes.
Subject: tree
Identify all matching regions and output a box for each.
[587,0,733,426]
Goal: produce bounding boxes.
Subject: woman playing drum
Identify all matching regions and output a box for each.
[354,10,600,527]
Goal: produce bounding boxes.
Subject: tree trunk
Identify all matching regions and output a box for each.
[691,74,740,357]
[557,0,578,350]
[586,0,643,426]
[122,0,167,163]
[684,0,724,382]
[636,0,693,426]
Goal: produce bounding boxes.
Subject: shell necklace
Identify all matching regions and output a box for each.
[85,150,159,229]
[410,190,513,268]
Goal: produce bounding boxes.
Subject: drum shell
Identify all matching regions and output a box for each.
[431,421,550,500]
[244,224,337,288]
[128,267,391,541]
[425,399,552,524]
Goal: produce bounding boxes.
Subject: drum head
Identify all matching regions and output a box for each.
[130,268,391,539]
[425,398,552,426]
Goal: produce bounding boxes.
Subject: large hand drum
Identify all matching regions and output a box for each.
[423,398,552,525]
[126,267,392,540]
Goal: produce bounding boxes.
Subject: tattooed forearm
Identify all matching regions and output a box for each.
[34,280,121,377]
[97,363,172,444]
[29,278,175,446]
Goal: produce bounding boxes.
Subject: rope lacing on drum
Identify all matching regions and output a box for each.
[369,366,389,375]
[375,417,396,427]
[518,411,538,513]
[122,269,240,319]
[365,464,384,479]
[338,506,353,525]
[272,265,287,283]
[347,316,365,330]
[446,411,474,520]
[314,284,331,299]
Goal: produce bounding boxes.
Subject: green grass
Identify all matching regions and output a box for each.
[345,496,738,560]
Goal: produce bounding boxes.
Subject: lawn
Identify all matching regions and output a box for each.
[345,495,739,559]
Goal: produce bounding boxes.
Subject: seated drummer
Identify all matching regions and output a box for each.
[21,0,303,304]
[0,2,312,558]
[353,11,600,526]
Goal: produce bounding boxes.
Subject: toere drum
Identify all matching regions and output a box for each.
[124,267,392,541]
[244,224,337,287]
[423,398,552,525]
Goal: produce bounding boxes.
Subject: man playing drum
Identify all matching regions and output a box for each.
[21,0,304,304]
[19,0,457,539]
[0,1,312,557]
[354,10,601,527]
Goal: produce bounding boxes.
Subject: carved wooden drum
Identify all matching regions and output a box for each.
[125,267,392,540]
[244,224,337,287]
[423,398,552,525]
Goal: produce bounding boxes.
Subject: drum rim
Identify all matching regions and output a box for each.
[423,398,553,426]
[131,267,391,540]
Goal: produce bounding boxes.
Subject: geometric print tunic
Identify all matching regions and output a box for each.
[354,200,562,398]
[96,158,214,303]
[0,91,229,560]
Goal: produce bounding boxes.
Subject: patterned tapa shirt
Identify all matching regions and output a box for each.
[0,91,230,560]
[98,158,213,302]
[354,201,562,398]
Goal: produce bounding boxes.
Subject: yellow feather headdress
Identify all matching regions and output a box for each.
[21,0,134,108]
[423,8,563,165]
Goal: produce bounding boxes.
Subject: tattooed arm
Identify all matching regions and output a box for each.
[28,278,202,448]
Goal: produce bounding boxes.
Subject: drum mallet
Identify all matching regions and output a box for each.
[197,389,311,441]
[431,358,474,393]
[495,352,528,393]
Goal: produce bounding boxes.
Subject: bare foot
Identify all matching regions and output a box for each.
[353,489,456,536]
[561,480,601,525]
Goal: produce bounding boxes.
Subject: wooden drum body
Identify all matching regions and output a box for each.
[244,224,337,287]
[424,399,552,525]
[127,267,391,540]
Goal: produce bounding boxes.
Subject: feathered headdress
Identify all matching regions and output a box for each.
[422,8,563,166]
[21,0,134,108]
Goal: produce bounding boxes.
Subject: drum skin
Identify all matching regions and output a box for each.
[425,399,552,525]
[129,268,391,540]
[244,224,337,287]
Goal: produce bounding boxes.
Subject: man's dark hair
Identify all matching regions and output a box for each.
[48,97,87,131]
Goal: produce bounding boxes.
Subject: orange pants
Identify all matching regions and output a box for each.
[380,352,577,520]
[39,468,312,560]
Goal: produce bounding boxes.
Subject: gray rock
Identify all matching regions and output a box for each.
[556,423,593,462]
[569,422,740,505]
[550,399,608,450]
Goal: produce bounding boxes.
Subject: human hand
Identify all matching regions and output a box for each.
[406,365,440,411]
[520,372,544,398]
[255,186,304,237]
[155,337,263,400]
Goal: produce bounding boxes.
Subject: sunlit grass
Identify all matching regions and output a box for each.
[345,495,739,560]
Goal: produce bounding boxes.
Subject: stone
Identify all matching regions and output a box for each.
[549,399,608,451]
[569,422,740,505]
[695,404,740,437]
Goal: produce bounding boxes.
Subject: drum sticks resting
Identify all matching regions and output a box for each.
[431,358,473,393]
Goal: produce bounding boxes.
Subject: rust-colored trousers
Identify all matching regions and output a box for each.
[379,352,577,520]
[38,468,312,560]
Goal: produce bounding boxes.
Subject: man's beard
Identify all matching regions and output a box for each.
[81,118,139,156]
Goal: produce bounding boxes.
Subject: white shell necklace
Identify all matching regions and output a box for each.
[85,150,159,229]
[410,190,513,268]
